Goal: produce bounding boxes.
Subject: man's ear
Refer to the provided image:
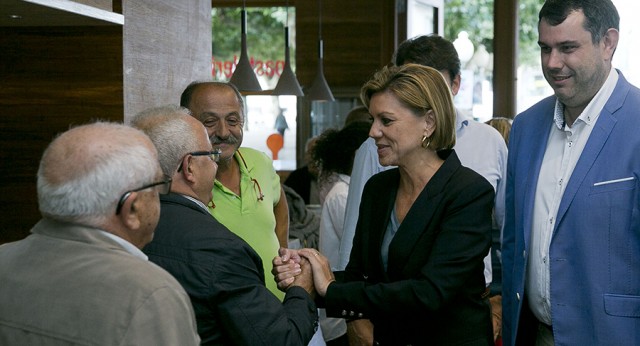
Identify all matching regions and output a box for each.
[180,156,198,184]
[117,192,141,230]
[450,74,461,96]
[602,28,619,62]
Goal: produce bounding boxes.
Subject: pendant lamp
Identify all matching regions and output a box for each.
[229,3,262,92]
[273,4,304,96]
[306,0,334,101]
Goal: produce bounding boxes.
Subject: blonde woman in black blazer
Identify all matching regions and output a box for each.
[275,64,495,345]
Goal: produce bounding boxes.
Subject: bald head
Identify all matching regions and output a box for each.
[42,124,152,184]
[38,122,160,226]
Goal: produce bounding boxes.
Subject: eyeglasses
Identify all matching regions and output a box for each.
[251,178,264,202]
[115,175,172,214]
[237,150,263,202]
[177,149,221,172]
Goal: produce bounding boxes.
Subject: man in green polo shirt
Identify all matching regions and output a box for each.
[181,81,289,300]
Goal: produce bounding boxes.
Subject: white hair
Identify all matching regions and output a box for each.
[37,123,158,225]
[131,105,200,175]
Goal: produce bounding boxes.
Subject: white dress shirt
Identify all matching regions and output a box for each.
[526,68,618,325]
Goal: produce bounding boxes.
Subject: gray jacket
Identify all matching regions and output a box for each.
[0,218,200,346]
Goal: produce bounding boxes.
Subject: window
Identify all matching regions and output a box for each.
[516,0,640,115]
[443,0,494,122]
[408,0,444,38]
[212,7,298,171]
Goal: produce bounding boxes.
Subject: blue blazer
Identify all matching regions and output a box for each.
[502,71,640,345]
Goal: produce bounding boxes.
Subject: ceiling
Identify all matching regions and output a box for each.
[0,0,123,27]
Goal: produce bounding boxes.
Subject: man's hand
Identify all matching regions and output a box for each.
[490,295,502,341]
[347,319,374,346]
[272,248,302,291]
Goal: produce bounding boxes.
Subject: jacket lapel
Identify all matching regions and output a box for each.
[387,150,458,275]
[366,171,398,280]
[521,100,555,251]
[553,74,627,234]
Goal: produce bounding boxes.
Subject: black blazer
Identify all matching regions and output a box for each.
[325,150,494,345]
[143,193,317,345]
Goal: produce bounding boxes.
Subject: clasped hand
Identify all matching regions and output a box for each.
[272,248,336,297]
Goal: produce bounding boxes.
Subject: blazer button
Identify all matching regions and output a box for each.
[341,310,347,316]
[358,313,363,318]
[349,311,355,317]
[516,292,521,301]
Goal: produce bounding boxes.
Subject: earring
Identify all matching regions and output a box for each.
[421,135,431,149]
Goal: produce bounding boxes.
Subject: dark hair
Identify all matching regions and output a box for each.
[343,105,372,128]
[179,81,245,118]
[539,0,619,43]
[393,34,461,83]
[312,122,370,180]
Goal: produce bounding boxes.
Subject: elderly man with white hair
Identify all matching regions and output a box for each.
[0,122,200,345]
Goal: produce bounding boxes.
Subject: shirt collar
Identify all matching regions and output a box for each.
[552,68,619,129]
[455,108,469,132]
[181,194,210,212]
[97,230,148,260]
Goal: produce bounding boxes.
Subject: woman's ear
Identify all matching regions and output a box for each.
[425,109,436,137]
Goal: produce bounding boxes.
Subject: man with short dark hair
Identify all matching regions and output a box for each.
[502,0,640,344]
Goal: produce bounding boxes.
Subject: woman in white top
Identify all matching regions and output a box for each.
[312,121,370,345]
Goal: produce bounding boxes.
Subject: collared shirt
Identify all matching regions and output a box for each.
[527,68,618,325]
[209,147,284,301]
[182,194,209,212]
[99,230,148,260]
[338,111,507,288]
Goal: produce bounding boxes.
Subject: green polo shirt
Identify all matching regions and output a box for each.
[209,147,284,301]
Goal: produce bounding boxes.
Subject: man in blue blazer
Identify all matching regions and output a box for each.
[502,0,640,345]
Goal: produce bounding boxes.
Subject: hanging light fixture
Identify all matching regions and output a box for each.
[273,2,304,96]
[306,0,334,102]
[229,1,262,92]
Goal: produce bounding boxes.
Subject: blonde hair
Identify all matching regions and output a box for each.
[360,63,456,150]
[485,117,512,145]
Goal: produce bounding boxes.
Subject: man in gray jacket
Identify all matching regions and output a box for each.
[0,122,200,345]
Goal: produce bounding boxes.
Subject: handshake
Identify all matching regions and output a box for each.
[272,248,336,298]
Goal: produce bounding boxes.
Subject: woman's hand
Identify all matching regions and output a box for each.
[298,248,335,297]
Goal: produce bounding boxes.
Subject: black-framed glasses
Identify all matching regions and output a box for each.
[177,149,221,172]
[115,175,172,214]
